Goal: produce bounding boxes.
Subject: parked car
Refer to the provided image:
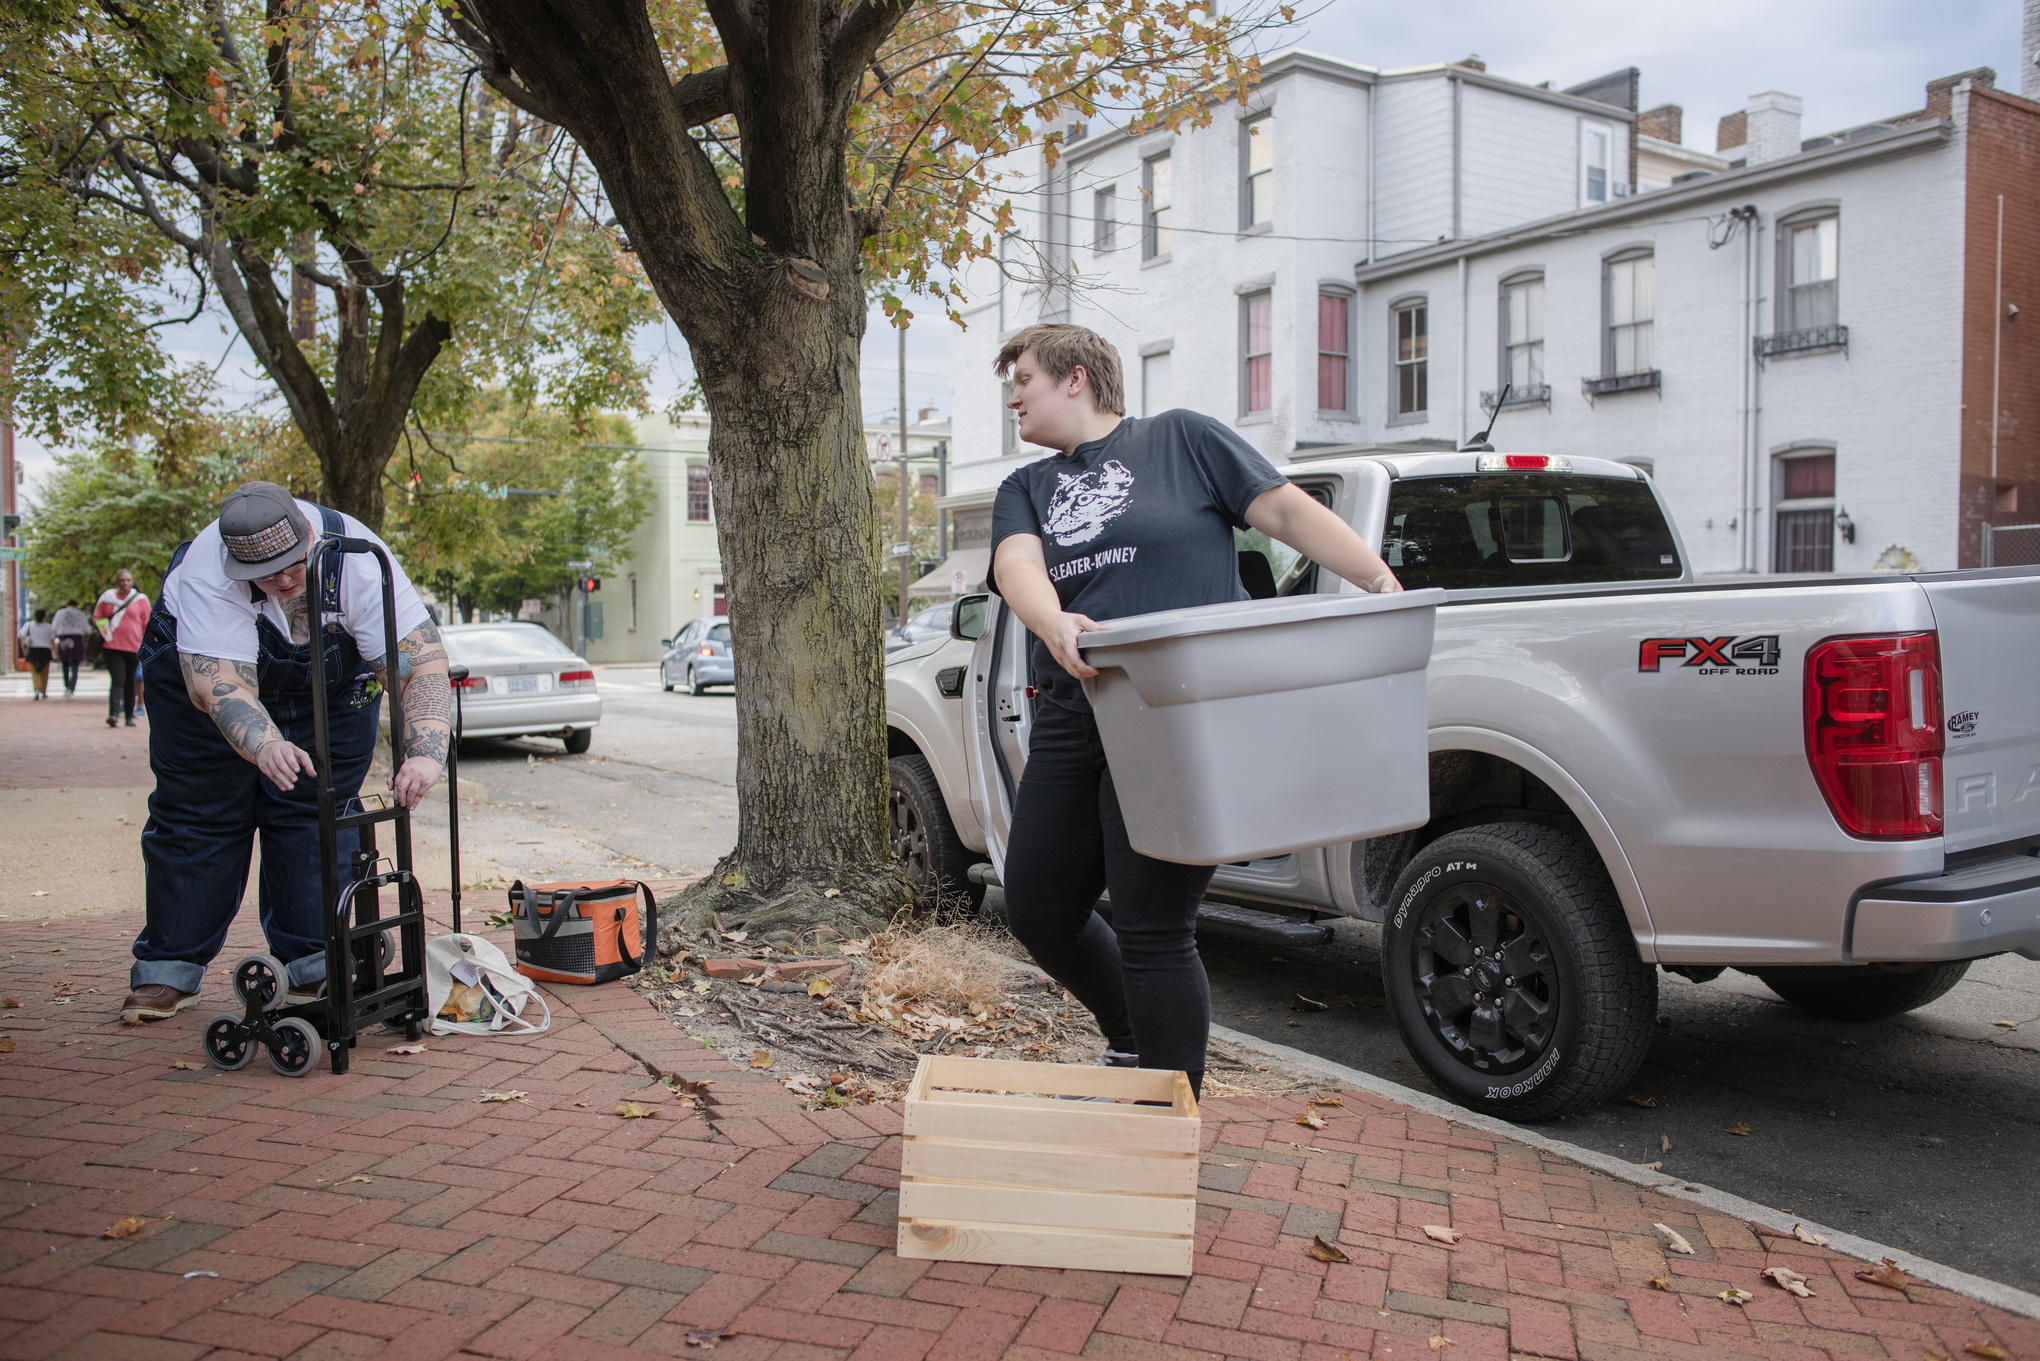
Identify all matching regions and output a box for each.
[442,621,601,754]
[661,617,733,695]
[886,603,954,654]
[885,450,2040,1120]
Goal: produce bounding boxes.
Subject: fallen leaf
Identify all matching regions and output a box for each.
[102,1217,149,1239]
[1314,1095,1344,1107]
[1989,1019,2018,1030]
[1428,1336,1453,1351]
[1762,1265,1816,1298]
[573,1100,591,1108]
[1627,1094,1659,1109]
[807,978,833,998]
[839,939,868,955]
[1717,1288,1753,1306]
[1654,1224,1695,1255]
[1856,1258,1910,1292]
[0,1037,15,1053]
[723,930,749,943]
[1661,1134,1673,1154]
[1792,1222,1829,1247]
[385,1043,426,1055]
[1965,1342,2011,1360]
[1295,1111,1326,1130]
[828,1071,851,1085]
[749,1049,773,1070]
[478,1090,530,1104]
[31,891,48,898]
[1421,1225,1462,1245]
[615,1103,658,1120]
[1307,1234,1350,1264]
[340,1175,373,1185]
[169,1060,201,1070]
[684,1327,736,1348]
[1727,1121,1752,1136]
[1647,1273,1672,1291]
[1,998,18,1007]
[1750,1222,1796,1241]
[1926,1351,1951,1361]
[822,888,841,898]
[1639,1161,1664,1171]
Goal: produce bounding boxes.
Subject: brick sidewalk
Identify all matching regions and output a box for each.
[1,905,2034,1361]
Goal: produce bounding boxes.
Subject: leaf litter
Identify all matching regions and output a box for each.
[1307,1235,1350,1264]
[1653,1224,1695,1255]
[1761,1265,1815,1297]
[1855,1258,1911,1292]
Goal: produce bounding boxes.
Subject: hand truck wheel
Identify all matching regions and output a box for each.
[231,953,290,1011]
[268,1017,321,1077]
[203,1013,256,1071]
[377,928,395,972]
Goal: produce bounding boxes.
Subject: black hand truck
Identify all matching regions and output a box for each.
[200,534,465,1076]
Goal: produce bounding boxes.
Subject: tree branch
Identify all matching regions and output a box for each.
[673,66,731,129]
[830,0,914,100]
[208,237,339,454]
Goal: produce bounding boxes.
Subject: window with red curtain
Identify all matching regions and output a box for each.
[1317,292,1350,411]
[1242,291,1272,414]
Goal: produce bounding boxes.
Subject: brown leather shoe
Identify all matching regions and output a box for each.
[120,985,198,1023]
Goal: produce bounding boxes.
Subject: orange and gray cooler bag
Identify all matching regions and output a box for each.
[509,879,657,985]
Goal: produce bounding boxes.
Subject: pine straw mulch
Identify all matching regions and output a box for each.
[632,916,1319,1111]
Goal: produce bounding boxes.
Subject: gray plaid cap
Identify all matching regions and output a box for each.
[218,482,313,581]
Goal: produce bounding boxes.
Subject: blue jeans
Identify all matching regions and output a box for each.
[131,634,380,994]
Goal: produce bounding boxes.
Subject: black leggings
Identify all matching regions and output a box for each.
[105,648,138,720]
[1001,698,1215,1095]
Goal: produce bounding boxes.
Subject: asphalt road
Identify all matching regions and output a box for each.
[483,666,2040,1293]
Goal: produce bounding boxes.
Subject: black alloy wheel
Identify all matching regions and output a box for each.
[1410,881,1560,1075]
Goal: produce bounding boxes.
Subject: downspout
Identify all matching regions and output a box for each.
[1365,79,1377,266]
[1734,206,1758,573]
[1750,211,1765,573]
[1458,255,1470,449]
[1992,192,2005,490]
[1450,73,1463,240]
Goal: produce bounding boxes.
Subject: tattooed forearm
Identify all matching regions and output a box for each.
[180,652,285,762]
[393,619,453,766]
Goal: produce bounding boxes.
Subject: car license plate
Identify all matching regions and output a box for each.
[505,674,543,694]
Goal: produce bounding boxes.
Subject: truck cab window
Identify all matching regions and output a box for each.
[1385,474,1680,590]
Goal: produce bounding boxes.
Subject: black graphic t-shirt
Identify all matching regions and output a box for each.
[989,409,1287,711]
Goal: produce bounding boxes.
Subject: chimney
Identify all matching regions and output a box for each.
[1638,104,1683,144]
[1455,54,1486,72]
[1744,90,1803,164]
[1716,110,1747,154]
[1923,67,1995,121]
[2027,0,2039,99]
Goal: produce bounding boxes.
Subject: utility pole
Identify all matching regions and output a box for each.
[2,373,15,676]
[896,320,911,626]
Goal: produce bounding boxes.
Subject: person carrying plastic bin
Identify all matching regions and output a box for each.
[119,481,453,1024]
[988,324,1403,1097]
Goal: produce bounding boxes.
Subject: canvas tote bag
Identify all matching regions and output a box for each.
[426,933,551,1037]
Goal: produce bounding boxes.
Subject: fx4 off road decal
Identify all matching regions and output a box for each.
[1639,635,1781,675]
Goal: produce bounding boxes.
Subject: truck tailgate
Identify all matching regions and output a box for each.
[1922,570,2040,851]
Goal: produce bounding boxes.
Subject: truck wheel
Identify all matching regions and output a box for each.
[1383,823,1655,1121]
[1751,961,1970,1021]
[888,753,986,914]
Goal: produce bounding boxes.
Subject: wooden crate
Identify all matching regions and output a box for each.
[896,1055,1200,1277]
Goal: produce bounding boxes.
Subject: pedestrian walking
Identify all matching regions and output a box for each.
[986,325,1402,1099]
[17,609,55,700]
[51,600,90,697]
[94,568,151,727]
[122,482,452,1024]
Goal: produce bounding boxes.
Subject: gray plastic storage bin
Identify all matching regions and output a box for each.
[1076,590,1443,865]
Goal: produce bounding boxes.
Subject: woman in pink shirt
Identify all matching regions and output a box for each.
[95,568,152,728]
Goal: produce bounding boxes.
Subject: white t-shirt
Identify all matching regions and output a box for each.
[18,620,55,648]
[161,500,431,664]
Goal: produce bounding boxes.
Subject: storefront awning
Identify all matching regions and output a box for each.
[909,548,990,597]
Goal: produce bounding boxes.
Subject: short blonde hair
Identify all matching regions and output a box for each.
[993,324,1126,416]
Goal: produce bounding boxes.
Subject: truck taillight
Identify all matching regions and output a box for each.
[1803,633,1943,839]
[559,669,595,688]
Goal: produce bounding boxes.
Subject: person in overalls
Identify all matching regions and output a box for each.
[121,482,453,1023]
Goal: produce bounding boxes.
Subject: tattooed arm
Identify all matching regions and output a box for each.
[178,652,317,791]
[368,617,452,809]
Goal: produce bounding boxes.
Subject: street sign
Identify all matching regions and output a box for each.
[889,542,912,558]
[566,559,593,569]
[950,568,968,595]
[0,548,25,562]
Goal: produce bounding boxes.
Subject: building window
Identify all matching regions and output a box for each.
[1092,185,1116,252]
[686,464,712,522]
[918,472,938,498]
[1502,274,1544,389]
[1142,154,1172,259]
[1784,215,1839,331]
[1242,117,1273,227]
[1774,450,1836,573]
[1605,252,1654,375]
[1582,123,1611,204]
[1141,350,1171,417]
[1241,291,1272,414]
[628,574,638,632]
[1317,291,1350,412]
[1392,300,1428,419]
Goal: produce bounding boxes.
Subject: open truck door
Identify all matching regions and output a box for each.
[960,595,1032,879]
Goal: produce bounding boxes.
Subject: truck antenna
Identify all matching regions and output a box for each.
[1463,384,1510,452]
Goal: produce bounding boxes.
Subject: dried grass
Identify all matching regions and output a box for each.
[864,920,1020,1012]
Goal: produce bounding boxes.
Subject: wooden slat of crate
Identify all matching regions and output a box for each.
[897,1056,1200,1277]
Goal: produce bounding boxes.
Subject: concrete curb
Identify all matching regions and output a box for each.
[1208,1023,2040,1322]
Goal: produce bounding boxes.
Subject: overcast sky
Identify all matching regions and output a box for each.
[15,0,2024,495]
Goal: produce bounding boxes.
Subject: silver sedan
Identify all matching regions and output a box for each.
[442,621,602,754]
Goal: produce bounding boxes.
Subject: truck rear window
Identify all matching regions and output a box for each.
[1384,474,1681,590]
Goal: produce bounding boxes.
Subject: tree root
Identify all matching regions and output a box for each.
[657,859,920,952]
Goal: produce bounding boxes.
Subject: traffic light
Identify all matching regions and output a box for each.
[580,577,601,593]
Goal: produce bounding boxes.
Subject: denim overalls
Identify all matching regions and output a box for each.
[132,508,385,995]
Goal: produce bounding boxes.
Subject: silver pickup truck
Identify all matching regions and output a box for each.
[884,451,2040,1119]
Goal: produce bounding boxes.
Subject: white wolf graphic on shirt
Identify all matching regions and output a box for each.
[1043,459,1135,547]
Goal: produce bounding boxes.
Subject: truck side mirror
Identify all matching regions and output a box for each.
[951,593,990,642]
